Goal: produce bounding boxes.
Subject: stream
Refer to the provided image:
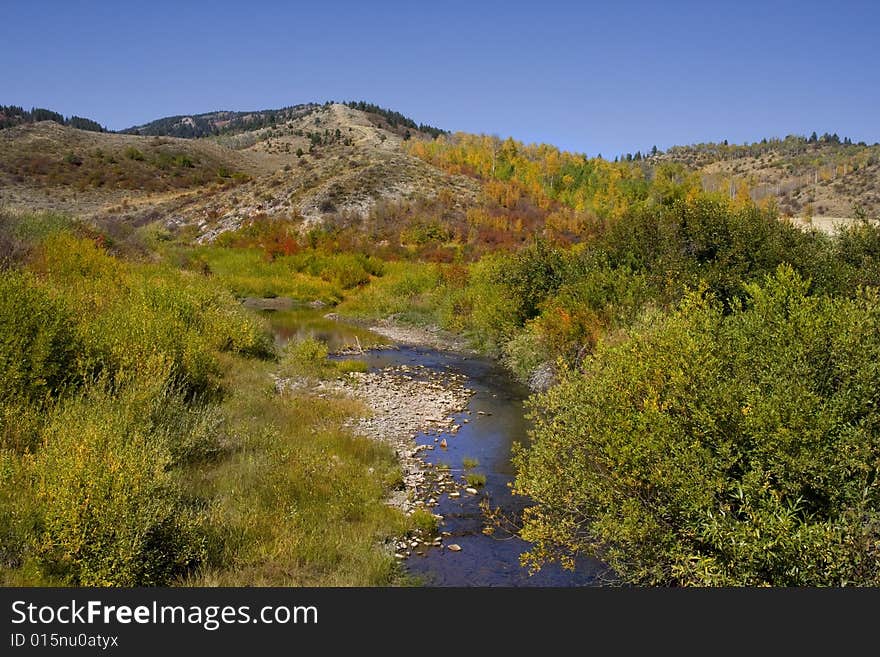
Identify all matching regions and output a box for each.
[257,303,608,586]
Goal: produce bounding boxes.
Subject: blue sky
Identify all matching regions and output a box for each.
[2,1,878,156]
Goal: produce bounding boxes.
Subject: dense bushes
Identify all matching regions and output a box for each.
[514,267,880,585]
[0,271,79,404]
[32,233,273,396]
[0,217,273,584]
[29,378,212,585]
[193,245,384,301]
[437,197,880,383]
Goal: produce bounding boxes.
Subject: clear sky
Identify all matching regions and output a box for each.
[2,0,878,157]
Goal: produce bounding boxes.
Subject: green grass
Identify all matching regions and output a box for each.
[464,472,487,488]
[181,354,409,586]
[278,337,368,379]
[191,247,343,301]
[336,260,445,325]
[409,508,439,536]
[462,457,479,470]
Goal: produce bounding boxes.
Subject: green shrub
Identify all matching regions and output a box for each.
[192,247,343,302]
[280,337,329,378]
[501,328,549,384]
[33,237,272,395]
[515,266,880,585]
[0,448,41,579]
[319,254,373,290]
[30,377,209,585]
[0,271,80,406]
[337,261,443,326]
[0,401,43,454]
[466,254,520,351]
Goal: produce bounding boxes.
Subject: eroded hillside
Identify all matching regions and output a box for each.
[0,103,479,244]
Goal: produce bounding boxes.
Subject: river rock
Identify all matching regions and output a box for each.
[447,544,462,552]
[465,487,478,495]
[275,341,479,566]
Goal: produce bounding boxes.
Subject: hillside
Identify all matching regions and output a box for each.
[123,101,446,141]
[2,102,878,253]
[659,135,880,219]
[122,104,320,139]
[0,105,105,132]
[0,121,255,221]
[0,104,479,246]
[161,102,477,242]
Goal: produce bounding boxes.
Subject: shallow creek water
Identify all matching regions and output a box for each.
[260,304,608,586]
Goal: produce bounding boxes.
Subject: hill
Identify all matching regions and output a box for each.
[2,101,878,253]
[122,104,320,139]
[0,120,255,221]
[0,103,478,247]
[0,105,105,132]
[658,134,880,220]
[122,101,446,140]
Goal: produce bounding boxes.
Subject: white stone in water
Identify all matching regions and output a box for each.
[447,544,462,552]
[465,487,478,495]
[448,491,460,498]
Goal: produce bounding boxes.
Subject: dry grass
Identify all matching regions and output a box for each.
[0,105,479,244]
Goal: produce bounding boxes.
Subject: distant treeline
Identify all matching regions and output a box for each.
[663,132,878,165]
[343,100,446,138]
[123,105,320,139]
[0,105,105,132]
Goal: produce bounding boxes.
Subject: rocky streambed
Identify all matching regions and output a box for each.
[265,306,607,585]
[277,364,475,519]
